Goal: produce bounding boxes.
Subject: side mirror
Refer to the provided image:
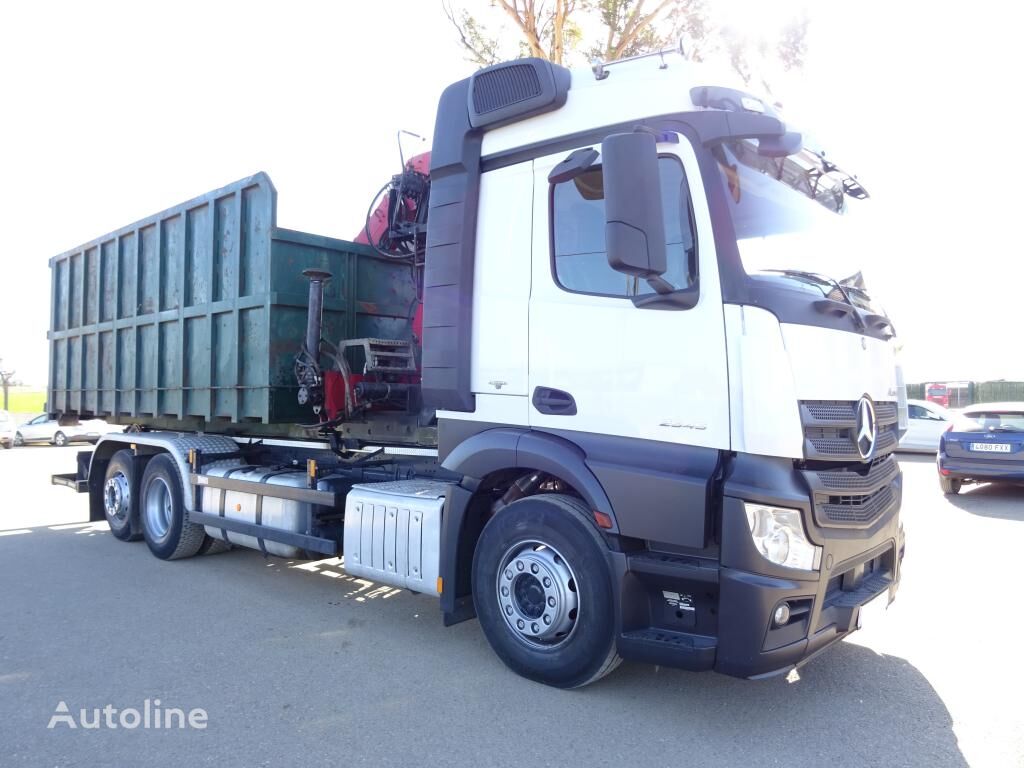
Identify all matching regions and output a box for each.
[756,131,802,158]
[601,132,667,287]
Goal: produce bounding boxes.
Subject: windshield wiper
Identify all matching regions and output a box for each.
[763,269,868,331]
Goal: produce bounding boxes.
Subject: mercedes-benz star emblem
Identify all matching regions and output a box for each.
[855,395,878,461]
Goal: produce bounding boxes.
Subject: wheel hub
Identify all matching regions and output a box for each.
[497,541,578,647]
[104,473,130,521]
[144,477,173,540]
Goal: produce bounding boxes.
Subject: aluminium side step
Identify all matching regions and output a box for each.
[618,628,717,671]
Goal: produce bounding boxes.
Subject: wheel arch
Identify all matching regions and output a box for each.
[438,427,617,625]
[87,432,241,516]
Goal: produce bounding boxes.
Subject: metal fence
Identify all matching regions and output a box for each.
[907,381,1024,406]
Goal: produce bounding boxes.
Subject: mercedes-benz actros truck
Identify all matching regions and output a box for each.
[49,50,905,688]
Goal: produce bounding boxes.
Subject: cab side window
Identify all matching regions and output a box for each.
[551,156,696,297]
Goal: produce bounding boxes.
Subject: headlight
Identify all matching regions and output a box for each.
[743,503,821,571]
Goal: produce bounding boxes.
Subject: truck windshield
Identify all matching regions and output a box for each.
[712,139,868,281]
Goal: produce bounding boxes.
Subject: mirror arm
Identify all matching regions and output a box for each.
[632,282,700,310]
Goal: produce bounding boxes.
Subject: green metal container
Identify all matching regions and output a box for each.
[47,173,417,435]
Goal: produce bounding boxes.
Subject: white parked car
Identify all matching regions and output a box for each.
[13,414,121,447]
[898,398,953,453]
[0,411,15,449]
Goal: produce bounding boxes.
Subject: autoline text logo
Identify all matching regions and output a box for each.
[48,699,208,730]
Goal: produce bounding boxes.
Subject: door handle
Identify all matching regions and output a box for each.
[532,387,577,416]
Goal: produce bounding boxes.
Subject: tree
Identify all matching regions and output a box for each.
[443,0,808,99]
[0,360,15,411]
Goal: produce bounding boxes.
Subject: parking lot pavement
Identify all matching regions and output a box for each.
[0,446,1021,767]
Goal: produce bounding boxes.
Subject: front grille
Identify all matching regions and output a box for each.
[799,400,902,528]
[815,455,898,492]
[806,424,898,459]
[821,485,895,524]
[800,399,899,462]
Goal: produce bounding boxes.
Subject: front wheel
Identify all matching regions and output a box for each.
[53,431,67,447]
[939,475,962,495]
[472,493,620,688]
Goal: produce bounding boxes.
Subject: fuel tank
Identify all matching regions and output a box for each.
[200,465,312,558]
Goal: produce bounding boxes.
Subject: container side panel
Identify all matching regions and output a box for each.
[99,330,115,413]
[161,214,183,312]
[100,241,116,322]
[184,315,211,418]
[212,311,237,417]
[84,247,99,326]
[116,327,135,414]
[83,333,99,413]
[69,336,82,411]
[54,259,68,332]
[240,184,271,298]
[239,306,267,419]
[186,204,212,307]
[139,224,159,316]
[52,338,68,412]
[70,253,83,329]
[118,232,137,319]
[214,195,239,303]
[138,323,158,415]
[159,320,181,416]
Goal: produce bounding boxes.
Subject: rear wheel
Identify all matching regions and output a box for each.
[198,535,232,555]
[103,450,142,541]
[140,454,205,560]
[53,431,67,447]
[472,493,620,688]
[939,475,962,495]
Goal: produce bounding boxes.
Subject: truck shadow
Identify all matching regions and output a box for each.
[592,642,968,767]
[946,482,1024,520]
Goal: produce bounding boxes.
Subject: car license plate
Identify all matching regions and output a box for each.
[857,590,889,629]
[970,442,1011,453]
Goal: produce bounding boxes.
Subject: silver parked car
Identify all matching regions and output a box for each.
[13,414,121,447]
[897,398,953,453]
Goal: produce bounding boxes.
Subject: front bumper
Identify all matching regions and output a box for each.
[613,452,905,679]
[716,532,902,678]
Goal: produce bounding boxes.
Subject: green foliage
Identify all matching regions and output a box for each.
[3,390,45,414]
[444,0,809,97]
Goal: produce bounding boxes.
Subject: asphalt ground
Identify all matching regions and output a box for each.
[1,445,1021,767]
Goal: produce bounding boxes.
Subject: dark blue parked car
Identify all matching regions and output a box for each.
[937,403,1024,494]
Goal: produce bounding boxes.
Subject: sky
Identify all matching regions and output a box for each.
[0,0,1019,387]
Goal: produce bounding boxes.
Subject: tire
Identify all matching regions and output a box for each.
[472,493,621,689]
[198,535,232,555]
[103,450,143,541]
[53,431,67,447]
[13,432,23,447]
[939,475,962,495]
[140,454,205,560]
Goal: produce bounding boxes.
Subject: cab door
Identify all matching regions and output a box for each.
[528,136,730,449]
